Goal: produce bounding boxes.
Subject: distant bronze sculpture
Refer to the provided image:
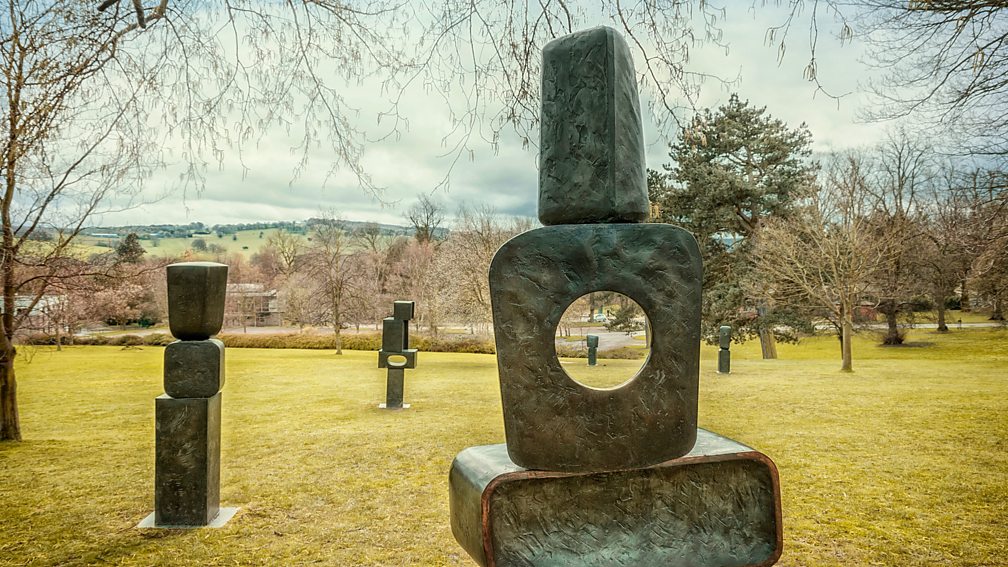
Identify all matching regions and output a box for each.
[449,27,781,566]
[719,325,732,374]
[139,262,237,528]
[378,301,417,409]
[586,334,599,366]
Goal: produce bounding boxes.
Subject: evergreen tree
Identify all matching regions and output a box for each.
[115,233,146,264]
[650,95,817,357]
[604,303,644,335]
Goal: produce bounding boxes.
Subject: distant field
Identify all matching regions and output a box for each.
[1,328,1005,565]
[78,228,298,259]
[78,226,411,259]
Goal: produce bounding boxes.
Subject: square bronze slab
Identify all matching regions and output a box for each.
[449,429,782,567]
[489,223,702,472]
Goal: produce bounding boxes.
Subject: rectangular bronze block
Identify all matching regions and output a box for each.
[385,368,405,408]
[719,349,731,374]
[538,27,649,225]
[382,318,406,352]
[378,348,417,369]
[155,393,221,526]
[449,429,782,567]
[393,300,415,321]
[164,339,225,398]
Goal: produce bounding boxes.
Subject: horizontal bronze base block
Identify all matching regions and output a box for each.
[449,429,782,567]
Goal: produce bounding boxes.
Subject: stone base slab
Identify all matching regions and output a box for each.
[449,429,782,567]
[377,403,411,409]
[137,507,239,529]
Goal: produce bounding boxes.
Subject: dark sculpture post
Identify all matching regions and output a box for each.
[719,325,732,374]
[586,334,599,366]
[139,262,237,528]
[378,301,417,409]
[448,26,781,566]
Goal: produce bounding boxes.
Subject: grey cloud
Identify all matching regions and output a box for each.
[98,6,892,228]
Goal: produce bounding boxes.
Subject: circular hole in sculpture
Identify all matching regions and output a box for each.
[554,292,650,390]
[386,354,408,368]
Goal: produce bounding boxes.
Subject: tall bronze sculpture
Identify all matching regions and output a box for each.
[719,325,733,374]
[378,300,417,409]
[139,262,237,528]
[586,334,599,366]
[448,27,782,566]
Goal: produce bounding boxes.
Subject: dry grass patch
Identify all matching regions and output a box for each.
[1,328,1005,565]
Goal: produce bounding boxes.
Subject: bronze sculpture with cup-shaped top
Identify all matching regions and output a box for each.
[139,262,237,528]
[448,27,782,566]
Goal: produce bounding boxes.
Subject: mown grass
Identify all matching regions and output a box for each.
[1,328,1006,566]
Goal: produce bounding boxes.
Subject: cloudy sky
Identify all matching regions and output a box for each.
[96,4,890,229]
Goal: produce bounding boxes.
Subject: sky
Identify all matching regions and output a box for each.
[95,4,891,229]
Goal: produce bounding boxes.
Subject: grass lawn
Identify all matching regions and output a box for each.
[1,329,1006,565]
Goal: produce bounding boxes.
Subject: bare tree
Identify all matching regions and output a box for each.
[755,153,894,372]
[304,214,362,354]
[279,272,324,330]
[0,1,165,439]
[393,239,452,335]
[266,230,306,280]
[919,164,990,331]
[965,169,1008,319]
[353,222,384,253]
[868,130,932,345]
[854,2,1008,159]
[441,205,530,334]
[406,194,445,244]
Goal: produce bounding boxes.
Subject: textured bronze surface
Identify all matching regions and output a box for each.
[163,339,225,398]
[166,262,228,340]
[379,301,417,408]
[538,27,649,225]
[154,393,221,526]
[490,223,702,472]
[154,263,229,528]
[719,325,732,374]
[449,429,783,567]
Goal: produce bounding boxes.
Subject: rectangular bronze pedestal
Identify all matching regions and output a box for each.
[155,393,221,526]
[449,429,782,567]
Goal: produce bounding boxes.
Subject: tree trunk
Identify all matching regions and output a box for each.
[960,280,971,312]
[879,299,903,345]
[992,295,1004,321]
[0,336,20,441]
[758,329,778,359]
[55,322,62,351]
[840,315,853,372]
[756,303,777,359]
[935,291,948,332]
[332,300,343,354]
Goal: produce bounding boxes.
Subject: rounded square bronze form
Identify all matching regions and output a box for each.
[489,223,702,472]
